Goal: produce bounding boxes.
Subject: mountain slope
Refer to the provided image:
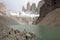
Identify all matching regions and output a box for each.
[39,8,60,26]
[0,16,19,25]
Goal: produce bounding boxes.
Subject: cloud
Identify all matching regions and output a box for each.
[0,0,41,12]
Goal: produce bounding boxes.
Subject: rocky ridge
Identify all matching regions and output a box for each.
[36,0,60,24]
[39,8,60,26]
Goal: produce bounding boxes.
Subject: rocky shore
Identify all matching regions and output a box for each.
[0,23,39,40]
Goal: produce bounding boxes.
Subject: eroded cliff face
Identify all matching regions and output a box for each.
[39,8,60,26]
[37,0,44,14]
[36,0,60,24]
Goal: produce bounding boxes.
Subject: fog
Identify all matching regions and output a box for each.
[0,0,41,11]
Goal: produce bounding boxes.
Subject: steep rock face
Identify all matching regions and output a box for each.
[39,8,60,26]
[55,0,60,8]
[36,0,60,24]
[30,3,36,12]
[22,6,26,12]
[40,0,56,19]
[27,2,30,11]
[37,0,44,14]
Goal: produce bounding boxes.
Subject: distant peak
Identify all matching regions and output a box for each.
[0,2,6,9]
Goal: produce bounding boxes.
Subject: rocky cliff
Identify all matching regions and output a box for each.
[30,3,36,12]
[36,0,60,24]
[39,8,60,26]
[37,0,44,14]
[27,2,30,11]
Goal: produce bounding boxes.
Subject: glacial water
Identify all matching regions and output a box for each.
[8,24,41,38]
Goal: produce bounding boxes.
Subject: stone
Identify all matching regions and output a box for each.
[22,6,26,12]
[27,2,30,11]
[37,0,44,14]
[36,0,60,24]
[30,3,36,12]
[39,8,60,26]
[0,23,38,40]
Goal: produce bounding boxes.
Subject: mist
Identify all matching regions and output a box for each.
[0,0,41,11]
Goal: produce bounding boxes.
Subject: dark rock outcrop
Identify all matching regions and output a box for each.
[39,8,60,26]
[37,0,44,14]
[36,0,60,24]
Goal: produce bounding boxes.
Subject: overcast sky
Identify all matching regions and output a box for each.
[0,0,41,12]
